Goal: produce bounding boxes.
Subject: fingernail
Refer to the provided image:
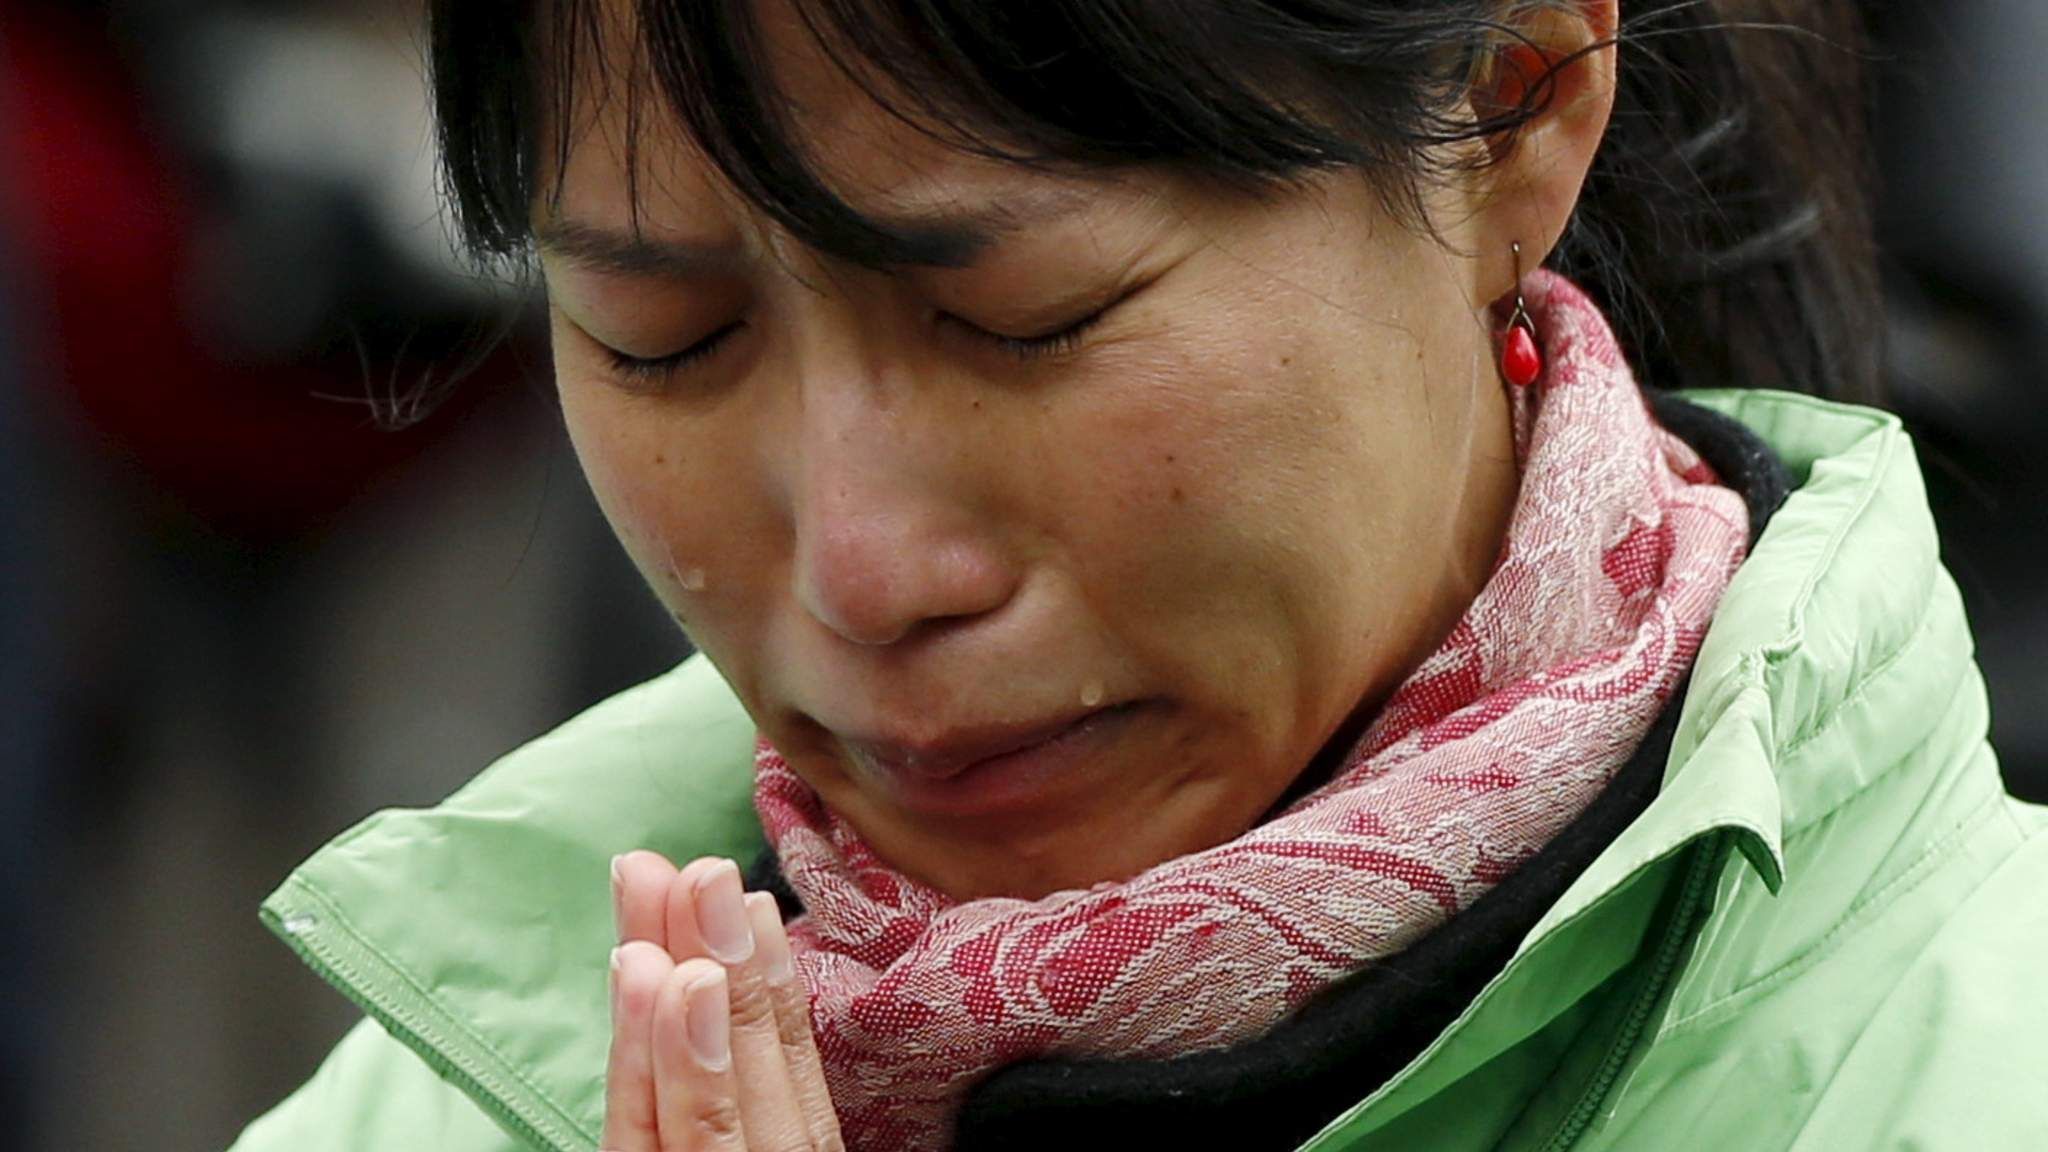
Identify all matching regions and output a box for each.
[694,859,755,965]
[607,947,621,1007]
[684,968,731,1070]
[609,856,624,929]
[745,891,793,982]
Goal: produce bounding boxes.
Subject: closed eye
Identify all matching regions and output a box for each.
[942,303,1114,362]
[597,291,1118,384]
[604,321,746,385]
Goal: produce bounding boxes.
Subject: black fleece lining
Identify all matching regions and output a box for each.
[748,391,1792,1152]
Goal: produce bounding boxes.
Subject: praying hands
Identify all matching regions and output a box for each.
[603,851,844,1152]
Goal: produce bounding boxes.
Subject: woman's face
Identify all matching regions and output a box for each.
[540,7,1521,899]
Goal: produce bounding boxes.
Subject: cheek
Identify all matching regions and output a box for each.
[1039,332,1374,674]
[560,382,659,556]
[1060,321,1382,557]
[1041,293,1466,712]
[557,377,745,626]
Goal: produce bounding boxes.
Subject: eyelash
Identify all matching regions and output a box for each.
[599,300,1114,385]
[951,306,1112,361]
[604,321,745,386]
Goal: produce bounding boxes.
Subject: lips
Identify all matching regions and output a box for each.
[843,708,1103,780]
[835,702,1142,817]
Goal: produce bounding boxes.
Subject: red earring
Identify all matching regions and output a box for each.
[1501,241,1543,388]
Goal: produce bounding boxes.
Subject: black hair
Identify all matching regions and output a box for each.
[428,0,1881,402]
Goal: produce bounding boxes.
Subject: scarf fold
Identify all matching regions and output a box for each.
[752,270,1750,1150]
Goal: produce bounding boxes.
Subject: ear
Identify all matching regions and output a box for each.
[1461,0,1619,314]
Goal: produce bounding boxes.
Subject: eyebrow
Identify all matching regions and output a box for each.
[534,221,747,279]
[534,187,1093,277]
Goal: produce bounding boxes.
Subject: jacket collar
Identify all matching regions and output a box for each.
[262,390,1968,1152]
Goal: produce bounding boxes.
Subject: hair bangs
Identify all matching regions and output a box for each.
[436,0,1539,270]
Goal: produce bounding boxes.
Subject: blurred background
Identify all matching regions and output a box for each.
[1,0,2042,1148]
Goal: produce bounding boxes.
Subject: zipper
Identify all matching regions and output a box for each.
[1538,831,1729,1151]
[261,886,583,1152]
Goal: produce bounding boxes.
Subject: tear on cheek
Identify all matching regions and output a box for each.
[653,537,710,594]
[663,555,709,594]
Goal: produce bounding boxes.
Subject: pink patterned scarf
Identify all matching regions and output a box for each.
[753,270,1750,1149]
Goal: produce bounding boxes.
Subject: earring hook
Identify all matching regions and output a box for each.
[1507,240,1532,334]
[1497,239,1544,388]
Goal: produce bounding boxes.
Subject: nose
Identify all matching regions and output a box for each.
[786,383,1018,647]
[795,505,1017,646]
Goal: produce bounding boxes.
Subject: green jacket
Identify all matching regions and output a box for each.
[230,390,2048,1151]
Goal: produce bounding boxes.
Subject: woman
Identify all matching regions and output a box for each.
[232,1,2048,1150]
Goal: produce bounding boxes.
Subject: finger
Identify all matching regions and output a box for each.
[615,850,680,947]
[748,891,844,1151]
[714,888,811,1152]
[652,958,748,1152]
[600,941,674,1152]
[666,857,746,964]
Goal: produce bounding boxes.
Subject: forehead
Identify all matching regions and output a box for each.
[540,0,1104,252]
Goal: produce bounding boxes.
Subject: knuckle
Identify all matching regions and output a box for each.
[727,980,780,1032]
[691,1096,745,1144]
[773,1013,808,1052]
[767,987,810,1041]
